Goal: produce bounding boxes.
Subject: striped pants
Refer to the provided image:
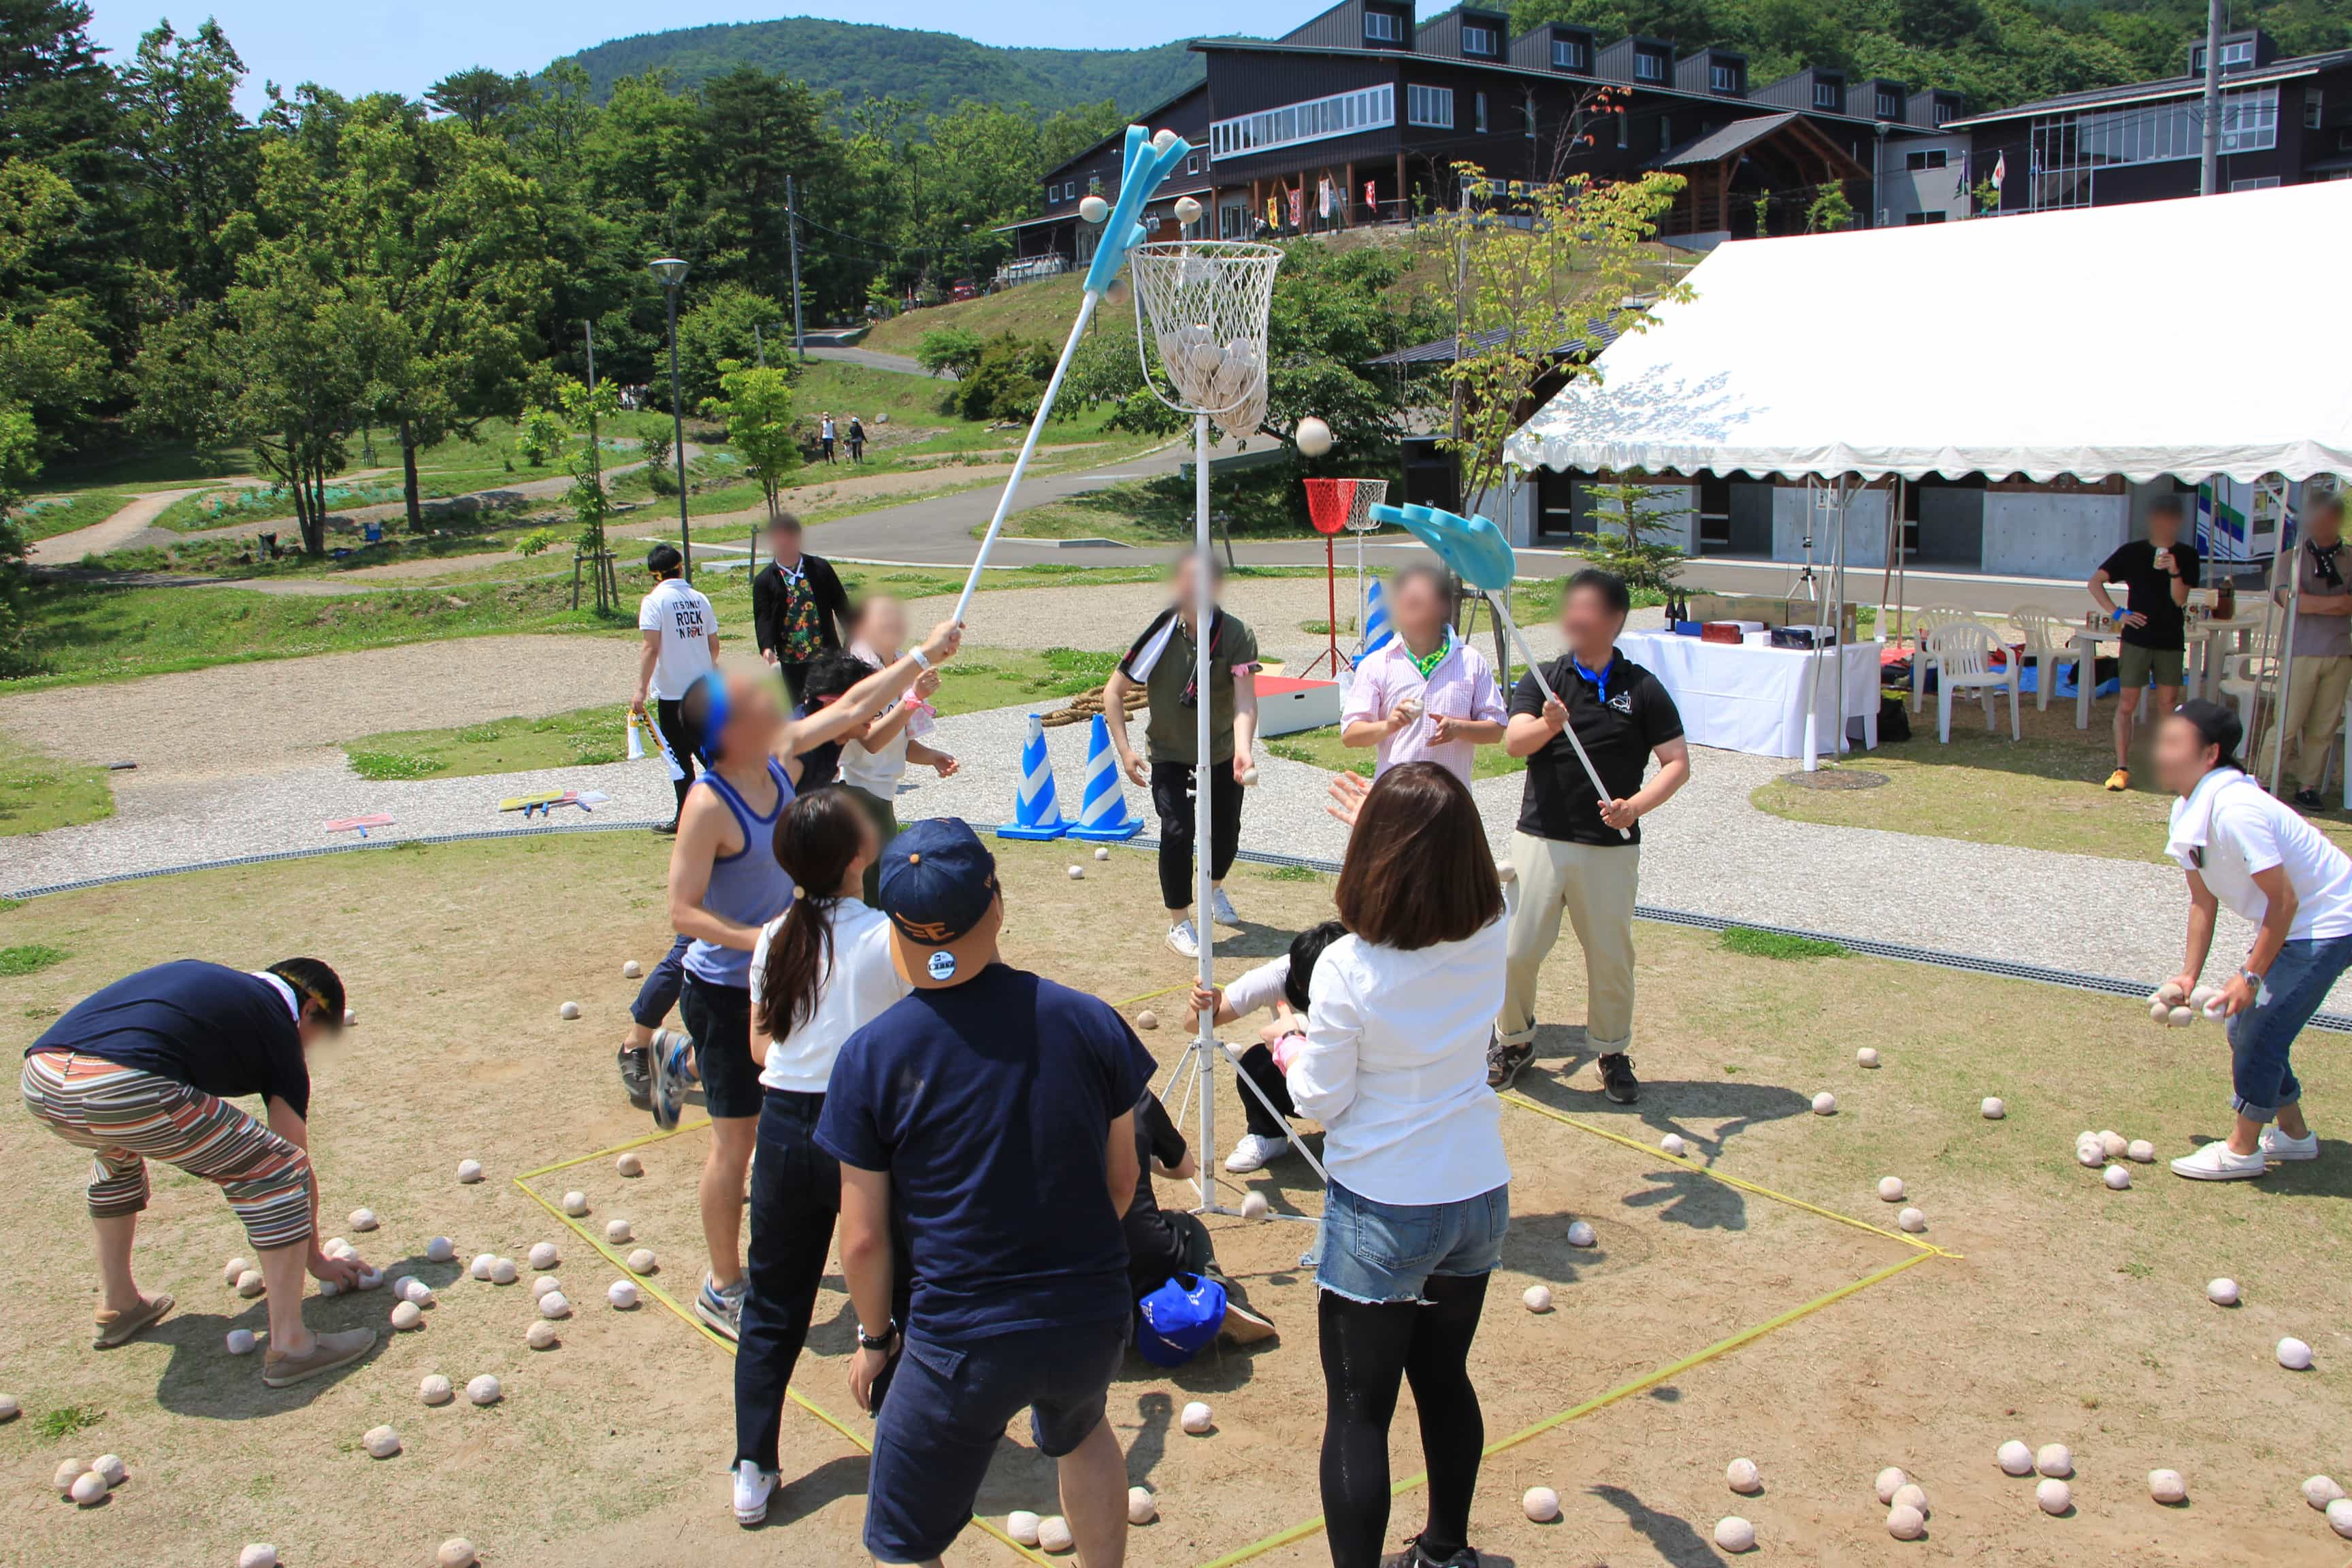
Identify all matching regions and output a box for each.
[21,1049,315,1251]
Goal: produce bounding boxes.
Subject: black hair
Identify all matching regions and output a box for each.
[644,542,683,578]
[2174,697,2243,771]
[1390,561,1454,606]
[1566,567,1631,620]
[2149,494,2187,523]
[267,958,346,1032]
[1281,920,1348,1013]
[766,510,804,535]
[757,789,872,1041]
[802,648,877,710]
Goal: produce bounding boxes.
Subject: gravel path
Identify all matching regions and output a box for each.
[29,489,208,566]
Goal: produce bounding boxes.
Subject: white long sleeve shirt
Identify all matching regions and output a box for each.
[1286,921,1511,1206]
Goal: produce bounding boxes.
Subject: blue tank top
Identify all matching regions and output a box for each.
[684,759,796,990]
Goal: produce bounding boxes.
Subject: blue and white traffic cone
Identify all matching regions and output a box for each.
[1362,577,1394,655]
[1068,714,1145,841]
[996,713,1070,840]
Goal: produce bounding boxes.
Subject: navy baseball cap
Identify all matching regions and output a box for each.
[879,819,1000,987]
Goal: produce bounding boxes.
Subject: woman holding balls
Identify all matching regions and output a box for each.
[2157,698,2352,1179]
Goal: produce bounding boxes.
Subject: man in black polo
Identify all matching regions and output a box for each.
[1489,568,1691,1102]
[751,512,852,706]
[2090,494,2200,793]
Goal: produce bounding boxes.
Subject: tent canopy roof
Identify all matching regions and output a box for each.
[1505,180,2352,485]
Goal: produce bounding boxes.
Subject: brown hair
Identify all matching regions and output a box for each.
[756,788,870,1041]
[1333,762,1503,949]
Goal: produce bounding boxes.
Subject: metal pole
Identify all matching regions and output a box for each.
[2200,0,2224,196]
[2270,487,2304,795]
[787,174,807,363]
[753,323,766,369]
[664,284,691,578]
[1191,408,1222,1212]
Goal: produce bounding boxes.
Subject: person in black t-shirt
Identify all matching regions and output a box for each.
[751,512,852,706]
[2090,494,2200,792]
[1489,569,1690,1102]
[1122,1090,1277,1353]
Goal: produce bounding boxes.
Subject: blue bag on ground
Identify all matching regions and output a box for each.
[1137,1272,1226,1367]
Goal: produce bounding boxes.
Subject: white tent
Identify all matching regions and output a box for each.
[1507,180,2352,485]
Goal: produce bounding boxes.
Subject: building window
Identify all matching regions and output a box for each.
[1552,37,1587,70]
[1659,114,1673,150]
[2027,85,2279,210]
[2308,90,2324,130]
[2232,175,2282,191]
[1209,84,1396,158]
[1363,9,1401,42]
[1474,92,1488,133]
[1933,101,1953,124]
[1710,63,1740,93]
[1616,111,1629,148]
[1186,153,1200,174]
[1408,84,1454,129]
[1462,23,1497,55]
[2222,39,2255,67]
[1903,211,1948,225]
[1905,148,1948,172]
[1635,50,1667,82]
[1814,81,1840,110]
[1877,90,1901,119]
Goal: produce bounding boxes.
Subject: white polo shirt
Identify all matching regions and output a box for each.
[638,577,717,700]
[2168,768,2352,941]
[749,900,909,1094]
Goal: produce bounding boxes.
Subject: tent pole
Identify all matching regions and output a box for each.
[2244,482,2289,781]
[1880,477,1900,636]
[1831,477,1852,756]
[2270,482,2304,796]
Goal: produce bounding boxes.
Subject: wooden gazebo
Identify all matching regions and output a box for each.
[1658,111,1871,238]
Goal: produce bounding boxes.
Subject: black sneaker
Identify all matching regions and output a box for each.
[1486,1034,1534,1091]
[1597,1051,1639,1105]
[617,1045,651,1110]
[652,817,679,836]
[1382,1537,1480,1568]
[2293,787,2325,811]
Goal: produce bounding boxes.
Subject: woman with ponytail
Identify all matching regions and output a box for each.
[730,788,911,1525]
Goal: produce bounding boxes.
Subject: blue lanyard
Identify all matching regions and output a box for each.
[1570,653,1614,704]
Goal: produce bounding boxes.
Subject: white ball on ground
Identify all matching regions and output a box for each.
[1094,847,1111,862]
[51,1458,84,1495]
[527,1320,560,1351]
[466,1374,502,1406]
[404,1281,434,1308]
[606,1219,633,1244]
[1295,416,1335,457]
[1522,1285,1552,1313]
[1007,1512,1043,1546]
[318,1278,339,1297]
[1886,1503,1924,1539]
[559,1000,581,1020]
[343,1009,357,1028]
[321,1236,350,1259]
[2149,1468,2187,1504]
[2127,1139,2155,1162]
[457,1159,483,1183]
[1180,1401,1212,1435]
[92,1454,125,1487]
[1567,1220,1597,1247]
[623,960,642,979]
[1982,1097,2006,1119]
[1714,1516,1757,1552]
[363,1424,401,1459]
[1038,1514,1075,1553]
[349,1207,378,1231]
[237,1268,265,1298]
[0,1395,14,1422]
[69,1470,108,1506]
[561,1191,589,1217]
[391,1301,423,1331]
[1726,1458,1761,1494]
[1877,1176,1906,1202]
[1875,1467,1908,1504]
[1812,1091,1838,1115]
[1079,195,1110,225]
[2099,1130,2127,1158]
[1660,1133,1686,1156]
[531,1276,561,1301]
[2279,1336,2315,1370]
[1892,1482,1927,1515]
[355,1265,382,1292]
[615,1152,644,1177]
[226,1328,257,1356]
[426,1237,455,1264]
[2074,1139,2104,1169]
[438,1539,477,1568]
[2206,1277,2240,1306]
[393,1275,421,1299]
[1136,1010,1158,1030]
[529,1241,561,1269]
[2037,1477,2072,1515]
[1067,865,1084,880]
[420,1374,453,1405]
[627,1247,658,1275]
[1240,1192,1270,1220]
[1128,1485,1157,1524]
[1997,1440,2034,1476]
[2035,1443,2072,1478]
[2103,1164,2132,1190]
[2306,1475,2346,1509]
[608,1279,639,1310]
[1857,1047,1880,1067]
[489,1257,518,1286]
[470,1254,496,1281]
[538,1291,571,1320]
[2331,1499,2352,1539]
[1897,1207,1927,1233]
[240,1545,279,1568]
[1174,196,1203,225]
[1522,1486,1561,1522]
[225,1256,251,1285]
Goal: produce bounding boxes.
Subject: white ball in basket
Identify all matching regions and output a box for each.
[1174,197,1203,226]
[1079,195,1110,225]
[1180,1401,1212,1435]
[1294,416,1334,458]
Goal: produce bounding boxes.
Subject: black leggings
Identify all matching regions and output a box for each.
[653,696,697,819]
[1239,1042,1297,1139]
[1151,760,1243,912]
[1318,1275,1491,1568]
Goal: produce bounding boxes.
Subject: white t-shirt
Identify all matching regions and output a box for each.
[1224,955,1292,1020]
[747,899,909,1093]
[840,709,915,800]
[2168,768,2352,941]
[638,578,717,700]
[1287,921,1511,1206]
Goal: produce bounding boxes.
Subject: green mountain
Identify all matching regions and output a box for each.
[556,17,1205,118]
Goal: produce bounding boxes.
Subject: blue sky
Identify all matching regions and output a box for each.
[83,3,1270,110]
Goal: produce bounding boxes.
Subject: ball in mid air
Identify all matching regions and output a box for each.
[1079,195,1111,225]
[1295,416,1335,458]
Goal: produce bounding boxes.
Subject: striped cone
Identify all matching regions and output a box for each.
[1068,714,1145,841]
[996,713,1069,840]
[1362,577,1394,655]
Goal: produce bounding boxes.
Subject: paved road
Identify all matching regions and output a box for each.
[802,345,951,380]
[29,489,210,566]
[814,440,1190,563]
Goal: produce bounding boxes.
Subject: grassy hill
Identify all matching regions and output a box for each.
[557,18,1206,118]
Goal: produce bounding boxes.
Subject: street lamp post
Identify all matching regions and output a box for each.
[649,256,693,577]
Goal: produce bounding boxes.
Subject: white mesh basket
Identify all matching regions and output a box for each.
[1128,241,1281,440]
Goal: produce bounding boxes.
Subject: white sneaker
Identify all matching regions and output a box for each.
[2259,1126,2320,1161]
[2170,1140,2268,1181]
[1166,918,1200,959]
[1209,887,1240,928]
[732,1458,777,1526]
[1224,1132,1291,1173]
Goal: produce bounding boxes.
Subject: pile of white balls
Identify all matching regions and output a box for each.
[1991,1441,2078,1517]
[2073,1128,2156,1186]
[53,1453,127,1507]
[1875,1467,1931,1539]
[2146,979,2226,1026]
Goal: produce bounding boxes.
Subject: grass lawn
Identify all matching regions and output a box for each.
[1263,721,1528,781]
[14,486,160,543]
[863,275,1091,354]
[343,708,628,783]
[0,736,114,835]
[1752,692,2352,864]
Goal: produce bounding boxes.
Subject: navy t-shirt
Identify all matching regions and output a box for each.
[28,961,310,1117]
[817,964,1154,1344]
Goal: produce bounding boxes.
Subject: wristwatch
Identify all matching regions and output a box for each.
[857,1319,898,1352]
[2240,966,2266,992]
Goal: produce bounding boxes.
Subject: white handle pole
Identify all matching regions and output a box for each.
[950,287,1102,625]
[1490,597,1631,841]
[1191,410,1222,1211]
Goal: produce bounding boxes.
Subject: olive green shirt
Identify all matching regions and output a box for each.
[1141,612,1260,766]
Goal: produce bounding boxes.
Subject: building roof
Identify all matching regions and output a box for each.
[1507,180,2352,485]
[1947,48,2352,128]
[1365,319,1624,368]
[1658,111,1799,167]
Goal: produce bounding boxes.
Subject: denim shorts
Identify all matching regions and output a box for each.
[864,1317,1128,1563]
[1310,1179,1509,1305]
[2227,931,2352,1120]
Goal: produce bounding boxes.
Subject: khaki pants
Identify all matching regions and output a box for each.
[2264,654,2352,792]
[1498,832,1639,1054]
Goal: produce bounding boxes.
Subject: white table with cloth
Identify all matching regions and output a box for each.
[1615,632,1884,760]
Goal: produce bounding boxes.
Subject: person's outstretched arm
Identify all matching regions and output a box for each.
[777,618,962,758]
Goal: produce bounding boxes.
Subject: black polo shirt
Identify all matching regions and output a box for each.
[1511,651,1683,847]
[2097,537,2200,651]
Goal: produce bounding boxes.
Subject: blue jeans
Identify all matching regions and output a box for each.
[629,932,691,1030]
[1310,1179,1509,1306]
[2227,931,2352,1120]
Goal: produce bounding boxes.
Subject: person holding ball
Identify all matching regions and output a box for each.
[1341,563,1507,786]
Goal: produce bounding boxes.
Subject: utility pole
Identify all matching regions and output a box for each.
[785,174,806,362]
[2200,0,2224,195]
[753,322,766,368]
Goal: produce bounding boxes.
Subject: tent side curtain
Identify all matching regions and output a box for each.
[1505,180,2352,486]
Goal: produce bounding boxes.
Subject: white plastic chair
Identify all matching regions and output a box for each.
[1906,604,1976,713]
[1930,621,2021,742]
[2010,604,2075,712]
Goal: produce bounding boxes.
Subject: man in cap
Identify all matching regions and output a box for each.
[817,819,1151,1568]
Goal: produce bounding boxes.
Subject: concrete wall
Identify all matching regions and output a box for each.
[1771,485,1893,570]
[1982,489,2130,578]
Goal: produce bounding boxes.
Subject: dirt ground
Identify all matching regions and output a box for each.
[2,834,2350,1567]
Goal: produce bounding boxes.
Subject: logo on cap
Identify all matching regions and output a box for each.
[926,950,957,981]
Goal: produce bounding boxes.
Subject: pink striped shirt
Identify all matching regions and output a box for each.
[1341,634,1507,785]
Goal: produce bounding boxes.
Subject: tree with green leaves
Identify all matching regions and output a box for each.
[426,67,537,133]
[915,325,983,380]
[118,21,259,306]
[1262,236,1447,463]
[712,361,800,526]
[676,280,785,403]
[1580,478,1690,593]
[0,158,111,444]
